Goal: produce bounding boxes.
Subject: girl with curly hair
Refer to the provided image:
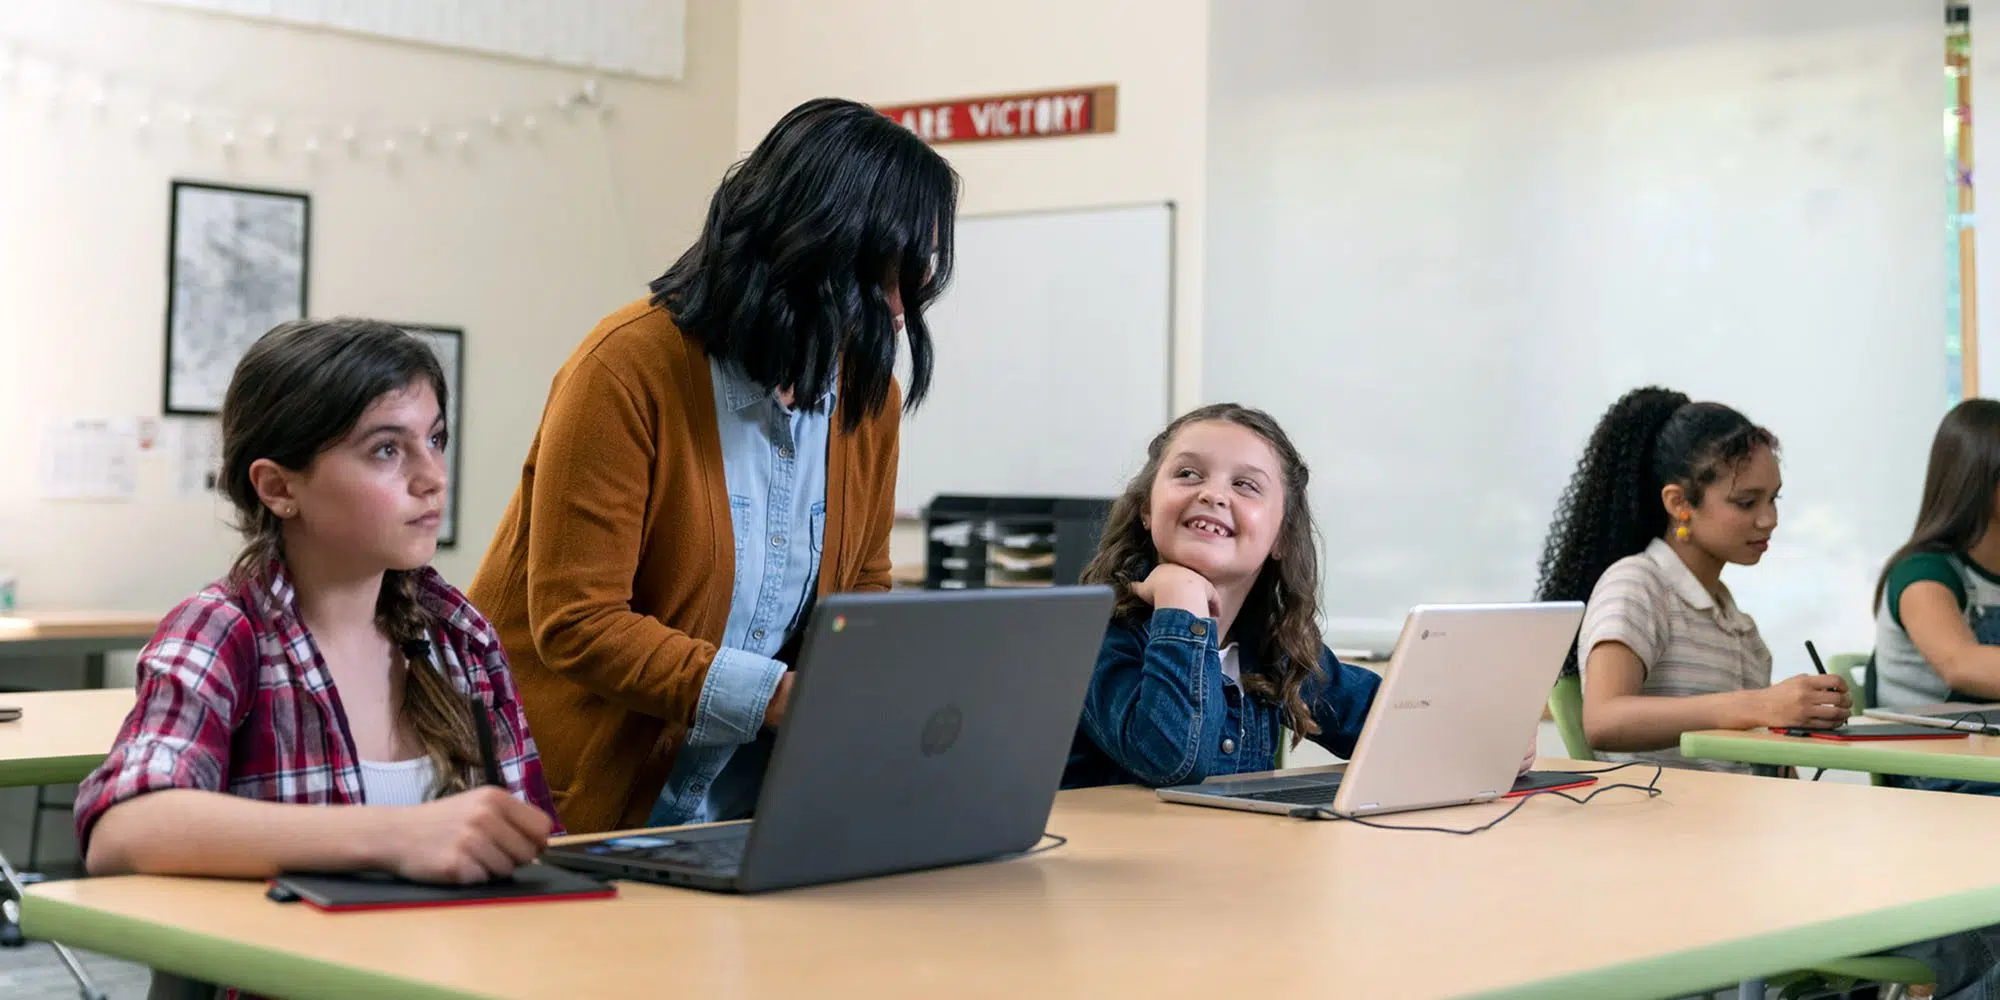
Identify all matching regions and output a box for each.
[1534,387,1848,769]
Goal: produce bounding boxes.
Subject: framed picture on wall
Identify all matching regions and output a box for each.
[398,323,465,548]
[162,181,311,415]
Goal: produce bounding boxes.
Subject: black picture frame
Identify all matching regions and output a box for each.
[162,180,312,416]
[396,323,466,549]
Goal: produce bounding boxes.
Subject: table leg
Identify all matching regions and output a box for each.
[82,652,105,690]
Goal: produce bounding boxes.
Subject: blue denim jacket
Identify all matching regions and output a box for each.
[1063,607,1382,788]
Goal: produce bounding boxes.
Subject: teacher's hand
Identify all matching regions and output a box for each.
[763,673,797,730]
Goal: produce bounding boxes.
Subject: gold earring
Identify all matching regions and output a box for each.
[1674,519,1690,542]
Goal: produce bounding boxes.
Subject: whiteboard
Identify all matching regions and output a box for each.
[1205,0,1944,661]
[896,204,1173,512]
[133,0,687,79]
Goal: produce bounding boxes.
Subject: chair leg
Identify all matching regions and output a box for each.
[1883,985,1908,1000]
[0,848,106,999]
[1740,976,1767,998]
[27,785,46,871]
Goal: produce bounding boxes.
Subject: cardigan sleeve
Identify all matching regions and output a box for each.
[852,381,901,594]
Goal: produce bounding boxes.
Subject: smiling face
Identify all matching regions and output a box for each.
[1142,420,1287,589]
[255,379,450,576]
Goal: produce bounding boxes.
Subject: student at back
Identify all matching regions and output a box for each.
[1542,388,2000,997]
[1535,387,1848,769]
[76,318,558,887]
[1061,404,1382,788]
[1874,399,2000,794]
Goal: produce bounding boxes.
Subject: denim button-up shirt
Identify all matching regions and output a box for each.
[649,359,830,825]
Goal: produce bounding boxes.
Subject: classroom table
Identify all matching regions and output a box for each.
[1681,727,2000,782]
[0,687,134,997]
[26,761,2000,1000]
[0,688,135,789]
[0,612,161,688]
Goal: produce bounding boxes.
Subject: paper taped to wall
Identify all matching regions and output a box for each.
[40,417,139,500]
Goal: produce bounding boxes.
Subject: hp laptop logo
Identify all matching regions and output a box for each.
[920,705,963,757]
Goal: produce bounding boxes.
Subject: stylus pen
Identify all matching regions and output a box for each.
[1805,640,1828,675]
[471,695,504,788]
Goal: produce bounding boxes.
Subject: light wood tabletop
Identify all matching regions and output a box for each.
[0,688,135,787]
[27,761,2000,1000]
[0,612,162,642]
[0,610,161,687]
[1682,727,2000,783]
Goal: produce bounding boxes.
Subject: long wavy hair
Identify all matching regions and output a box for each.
[651,97,958,432]
[1083,404,1325,740]
[220,317,480,797]
[1874,399,2000,612]
[1534,386,1778,675]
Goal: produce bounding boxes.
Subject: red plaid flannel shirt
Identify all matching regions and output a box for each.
[75,562,561,853]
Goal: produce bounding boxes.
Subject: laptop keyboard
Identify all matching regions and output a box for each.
[578,834,746,872]
[1231,779,1344,806]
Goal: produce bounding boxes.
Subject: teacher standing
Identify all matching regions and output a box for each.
[470,98,957,834]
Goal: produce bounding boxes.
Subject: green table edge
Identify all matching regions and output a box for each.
[1465,883,2000,999]
[0,753,106,789]
[21,889,494,1000]
[1681,731,2000,782]
[26,878,2000,1000]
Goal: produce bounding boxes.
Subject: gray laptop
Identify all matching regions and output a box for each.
[545,585,1114,893]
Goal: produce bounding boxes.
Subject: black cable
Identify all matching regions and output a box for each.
[1948,709,1999,732]
[1286,764,1665,835]
[1008,832,1068,860]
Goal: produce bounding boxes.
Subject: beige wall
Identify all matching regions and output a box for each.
[0,0,741,611]
[736,0,1208,414]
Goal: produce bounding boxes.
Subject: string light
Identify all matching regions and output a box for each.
[0,35,609,166]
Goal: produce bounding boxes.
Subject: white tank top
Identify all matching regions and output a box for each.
[358,756,437,806]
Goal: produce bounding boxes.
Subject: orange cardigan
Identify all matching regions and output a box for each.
[469,299,899,834]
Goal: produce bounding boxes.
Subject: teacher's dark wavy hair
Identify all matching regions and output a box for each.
[651,97,958,431]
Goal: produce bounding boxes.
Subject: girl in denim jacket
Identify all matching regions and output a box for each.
[1063,404,1383,788]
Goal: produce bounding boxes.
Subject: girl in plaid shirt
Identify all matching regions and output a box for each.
[77,318,559,886]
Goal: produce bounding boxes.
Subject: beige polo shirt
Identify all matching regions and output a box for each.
[1577,538,1773,773]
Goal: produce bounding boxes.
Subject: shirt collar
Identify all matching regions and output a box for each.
[249,556,477,640]
[1642,537,1736,615]
[716,360,837,414]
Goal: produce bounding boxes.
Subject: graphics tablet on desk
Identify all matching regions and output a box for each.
[1778,724,1971,742]
[267,863,615,913]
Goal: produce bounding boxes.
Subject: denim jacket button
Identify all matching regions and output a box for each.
[1221,738,1236,754]
[1190,622,1209,638]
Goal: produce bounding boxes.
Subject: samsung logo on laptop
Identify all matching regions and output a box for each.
[1391,698,1433,710]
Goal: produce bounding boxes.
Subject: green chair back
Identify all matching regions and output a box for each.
[1548,674,1596,761]
[1826,653,1870,717]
